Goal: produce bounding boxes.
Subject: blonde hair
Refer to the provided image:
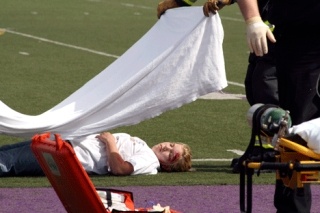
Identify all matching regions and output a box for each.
[161,143,192,172]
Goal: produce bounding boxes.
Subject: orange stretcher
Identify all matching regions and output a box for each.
[31,133,137,213]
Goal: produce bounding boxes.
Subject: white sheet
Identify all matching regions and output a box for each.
[0,7,227,140]
[290,117,320,154]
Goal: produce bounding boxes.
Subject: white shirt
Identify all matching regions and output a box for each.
[70,133,160,175]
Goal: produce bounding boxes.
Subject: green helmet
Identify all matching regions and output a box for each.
[247,104,292,135]
[260,107,292,135]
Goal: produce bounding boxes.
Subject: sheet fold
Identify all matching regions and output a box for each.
[0,7,227,139]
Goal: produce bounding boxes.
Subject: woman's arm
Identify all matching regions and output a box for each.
[237,0,260,20]
[237,0,276,56]
[96,132,134,176]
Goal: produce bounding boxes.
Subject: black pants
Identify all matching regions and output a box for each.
[245,41,279,106]
[273,29,320,213]
[274,180,312,213]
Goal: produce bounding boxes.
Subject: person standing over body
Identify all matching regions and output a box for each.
[244,35,278,106]
[244,0,278,106]
[157,0,278,106]
[0,132,192,177]
[236,0,320,212]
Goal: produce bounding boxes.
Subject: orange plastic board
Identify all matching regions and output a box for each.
[31,133,107,213]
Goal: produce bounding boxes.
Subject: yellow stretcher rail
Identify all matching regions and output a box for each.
[240,137,320,213]
[244,138,320,188]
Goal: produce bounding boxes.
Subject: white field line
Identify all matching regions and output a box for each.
[4,28,245,89]
[192,149,244,162]
[227,149,245,156]
[5,29,120,59]
[227,81,245,87]
[121,3,153,10]
[220,16,244,23]
[192,158,232,162]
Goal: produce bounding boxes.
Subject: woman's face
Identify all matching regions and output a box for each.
[152,142,184,165]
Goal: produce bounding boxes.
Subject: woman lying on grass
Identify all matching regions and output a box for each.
[0,132,192,176]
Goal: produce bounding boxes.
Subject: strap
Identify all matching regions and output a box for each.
[239,104,278,213]
[239,168,246,212]
[106,190,112,207]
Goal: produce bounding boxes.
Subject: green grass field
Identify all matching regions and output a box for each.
[0,0,276,187]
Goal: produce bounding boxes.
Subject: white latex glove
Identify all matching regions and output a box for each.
[246,16,276,56]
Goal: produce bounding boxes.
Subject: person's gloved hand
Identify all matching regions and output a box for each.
[157,0,180,19]
[203,0,233,17]
[203,0,219,17]
[246,16,276,56]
